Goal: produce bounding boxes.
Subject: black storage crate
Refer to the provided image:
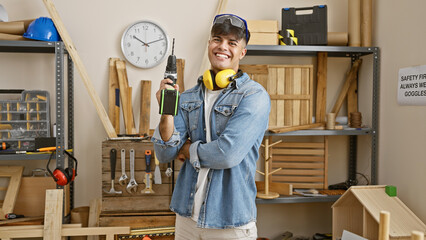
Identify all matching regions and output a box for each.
[282,5,328,45]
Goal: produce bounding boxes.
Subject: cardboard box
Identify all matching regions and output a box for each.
[14,177,70,217]
[247,20,278,33]
[247,20,279,45]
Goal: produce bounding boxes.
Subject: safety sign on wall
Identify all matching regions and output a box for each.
[398,64,426,105]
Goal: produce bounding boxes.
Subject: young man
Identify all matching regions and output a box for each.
[152,14,270,240]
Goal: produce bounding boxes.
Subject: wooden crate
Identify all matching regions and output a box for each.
[271,137,328,189]
[240,64,314,128]
[102,140,182,213]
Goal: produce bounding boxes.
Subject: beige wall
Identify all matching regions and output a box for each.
[1,0,425,238]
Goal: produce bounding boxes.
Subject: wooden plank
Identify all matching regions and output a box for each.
[61,227,130,237]
[300,67,310,125]
[0,166,24,220]
[43,189,63,240]
[269,94,312,100]
[42,0,117,138]
[101,196,171,213]
[176,59,185,92]
[331,59,362,114]
[273,155,324,162]
[273,148,324,155]
[347,76,358,122]
[139,80,152,136]
[316,52,327,123]
[272,176,324,182]
[269,67,277,127]
[116,60,136,134]
[324,137,329,188]
[275,169,325,175]
[270,182,324,189]
[0,226,129,239]
[292,67,302,125]
[268,122,325,134]
[0,224,81,231]
[87,198,101,240]
[273,162,325,169]
[108,57,120,134]
[99,214,176,229]
[283,67,292,126]
[275,142,325,148]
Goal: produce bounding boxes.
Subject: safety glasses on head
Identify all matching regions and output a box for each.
[213,14,248,43]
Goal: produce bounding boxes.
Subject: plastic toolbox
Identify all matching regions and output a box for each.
[0,90,50,151]
[281,5,328,45]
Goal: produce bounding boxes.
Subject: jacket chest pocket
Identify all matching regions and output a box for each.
[214,104,237,135]
[181,101,202,133]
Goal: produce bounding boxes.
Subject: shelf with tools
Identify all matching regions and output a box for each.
[245,44,380,204]
[0,40,75,217]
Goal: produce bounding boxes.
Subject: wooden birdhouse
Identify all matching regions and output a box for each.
[332,185,426,240]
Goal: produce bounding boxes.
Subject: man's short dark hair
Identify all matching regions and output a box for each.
[211,21,251,45]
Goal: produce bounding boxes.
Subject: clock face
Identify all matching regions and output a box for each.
[121,20,169,68]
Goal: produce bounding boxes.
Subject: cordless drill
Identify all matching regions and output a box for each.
[159,38,179,116]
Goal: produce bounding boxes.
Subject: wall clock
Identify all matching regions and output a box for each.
[121,20,170,69]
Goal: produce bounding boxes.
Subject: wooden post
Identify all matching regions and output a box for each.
[316,52,327,123]
[331,59,362,115]
[108,58,120,134]
[43,189,64,240]
[378,211,390,240]
[411,231,425,240]
[177,59,185,92]
[139,80,152,136]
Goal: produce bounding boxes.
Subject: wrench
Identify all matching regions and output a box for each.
[126,149,138,194]
[118,149,129,186]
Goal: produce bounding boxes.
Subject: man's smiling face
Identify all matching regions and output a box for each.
[208,34,247,74]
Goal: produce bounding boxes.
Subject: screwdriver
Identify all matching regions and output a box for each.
[5,213,25,219]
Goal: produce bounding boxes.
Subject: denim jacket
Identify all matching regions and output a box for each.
[152,72,270,229]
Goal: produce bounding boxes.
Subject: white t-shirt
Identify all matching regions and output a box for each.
[191,88,221,222]
[191,88,255,230]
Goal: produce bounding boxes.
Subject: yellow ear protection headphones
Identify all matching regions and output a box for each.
[203,69,243,90]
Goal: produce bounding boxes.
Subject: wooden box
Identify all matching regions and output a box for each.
[240,64,314,128]
[271,137,328,189]
[247,20,279,45]
[14,176,70,217]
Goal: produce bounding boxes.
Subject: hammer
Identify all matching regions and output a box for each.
[104,148,122,194]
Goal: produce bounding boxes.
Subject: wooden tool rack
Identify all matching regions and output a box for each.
[100,140,181,239]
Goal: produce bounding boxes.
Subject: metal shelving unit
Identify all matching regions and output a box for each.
[246,45,380,204]
[0,40,75,216]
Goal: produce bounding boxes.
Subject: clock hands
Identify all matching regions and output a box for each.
[146,38,164,45]
[133,35,164,47]
[133,35,149,46]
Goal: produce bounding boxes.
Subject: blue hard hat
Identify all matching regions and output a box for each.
[23,17,61,41]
